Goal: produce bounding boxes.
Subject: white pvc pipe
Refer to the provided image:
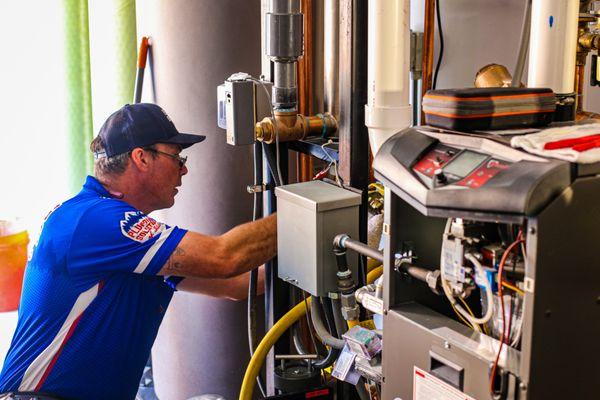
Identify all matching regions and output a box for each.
[527,0,579,94]
[365,0,413,155]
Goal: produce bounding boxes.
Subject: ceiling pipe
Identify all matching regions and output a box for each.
[365,0,413,155]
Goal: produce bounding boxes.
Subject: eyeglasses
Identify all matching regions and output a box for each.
[145,147,187,169]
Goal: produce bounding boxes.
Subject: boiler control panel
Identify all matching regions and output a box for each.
[412,144,512,189]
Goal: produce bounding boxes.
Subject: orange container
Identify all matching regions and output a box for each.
[0,222,29,312]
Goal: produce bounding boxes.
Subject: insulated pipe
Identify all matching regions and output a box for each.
[527,0,579,95]
[365,0,413,155]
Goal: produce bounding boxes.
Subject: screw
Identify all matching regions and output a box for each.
[528,227,536,234]
[444,341,451,350]
[545,309,552,317]
[520,382,528,390]
[596,296,600,305]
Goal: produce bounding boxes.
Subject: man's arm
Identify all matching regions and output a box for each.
[176,266,265,301]
[158,214,276,279]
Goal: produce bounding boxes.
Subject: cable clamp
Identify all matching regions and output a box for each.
[246,183,269,194]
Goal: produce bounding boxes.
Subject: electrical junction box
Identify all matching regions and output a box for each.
[217,73,272,146]
[275,180,361,296]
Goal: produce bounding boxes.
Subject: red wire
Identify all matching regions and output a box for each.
[490,236,524,396]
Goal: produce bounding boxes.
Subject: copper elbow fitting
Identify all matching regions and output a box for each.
[255,111,337,144]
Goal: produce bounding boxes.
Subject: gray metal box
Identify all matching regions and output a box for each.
[224,79,255,145]
[275,181,361,296]
[217,76,272,146]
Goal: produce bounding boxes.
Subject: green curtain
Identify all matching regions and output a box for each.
[88,0,138,135]
[62,0,93,194]
[62,0,137,194]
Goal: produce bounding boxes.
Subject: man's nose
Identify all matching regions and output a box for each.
[180,164,188,176]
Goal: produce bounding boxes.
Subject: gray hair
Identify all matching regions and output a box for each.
[89,135,131,177]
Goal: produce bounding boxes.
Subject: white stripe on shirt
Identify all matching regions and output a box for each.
[133,226,175,274]
[19,283,99,391]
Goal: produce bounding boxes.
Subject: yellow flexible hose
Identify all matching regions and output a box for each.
[366,258,382,273]
[347,319,360,328]
[240,265,385,399]
[239,297,311,400]
[367,265,383,284]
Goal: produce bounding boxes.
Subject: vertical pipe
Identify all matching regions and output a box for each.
[324,0,339,119]
[312,1,325,113]
[365,0,413,155]
[298,0,314,182]
[528,0,579,95]
[267,0,303,110]
[421,0,435,97]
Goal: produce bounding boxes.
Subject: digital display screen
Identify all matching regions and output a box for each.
[443,150,488,178]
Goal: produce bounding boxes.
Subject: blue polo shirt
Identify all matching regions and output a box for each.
[0,176,187,399]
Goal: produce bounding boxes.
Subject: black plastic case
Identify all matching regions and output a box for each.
[422,87,556,131]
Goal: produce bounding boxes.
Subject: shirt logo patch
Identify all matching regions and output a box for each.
[120,211,165,243]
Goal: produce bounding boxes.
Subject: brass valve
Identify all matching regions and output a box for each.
[255,111,337,144]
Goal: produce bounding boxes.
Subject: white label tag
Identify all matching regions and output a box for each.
[413,366,475,400]
[332,345,356,382]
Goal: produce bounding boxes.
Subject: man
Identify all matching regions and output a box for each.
[0,103,275,400]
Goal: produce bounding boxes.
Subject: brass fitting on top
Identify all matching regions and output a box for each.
[255,111,337,144]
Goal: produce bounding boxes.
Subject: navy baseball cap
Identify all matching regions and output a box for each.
[95,103,206,158]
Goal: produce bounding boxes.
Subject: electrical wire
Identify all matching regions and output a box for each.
[490,237,525,396]
[321,139,342,187]
[501,281,524,296]
[457,296,482,333]
[451,301,476,331]
[432,0,444,89]
[440,252,493,328]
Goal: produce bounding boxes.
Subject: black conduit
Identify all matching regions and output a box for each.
[248,142,266,398]
[262,142,282,187]
[310,296,345,349]
[331,297,348,338]
[312,298,342,369]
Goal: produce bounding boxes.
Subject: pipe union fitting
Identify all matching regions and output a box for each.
[266,13,304,59]
[341,305,360,321]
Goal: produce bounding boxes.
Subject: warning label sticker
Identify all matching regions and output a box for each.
[413,367,475,400]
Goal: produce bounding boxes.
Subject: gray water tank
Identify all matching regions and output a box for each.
[136,1,261,399]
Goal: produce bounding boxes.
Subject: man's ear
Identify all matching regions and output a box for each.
[130,148,152,171]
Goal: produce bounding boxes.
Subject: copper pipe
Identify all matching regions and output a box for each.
[297,0,314,182]
[256,111,337,144]
[575,63,586,115]
[421,0,435,121]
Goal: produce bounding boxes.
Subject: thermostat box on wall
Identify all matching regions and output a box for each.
[275,180,361,296]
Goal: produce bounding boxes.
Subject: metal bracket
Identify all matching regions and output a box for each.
[410,30,424,79]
